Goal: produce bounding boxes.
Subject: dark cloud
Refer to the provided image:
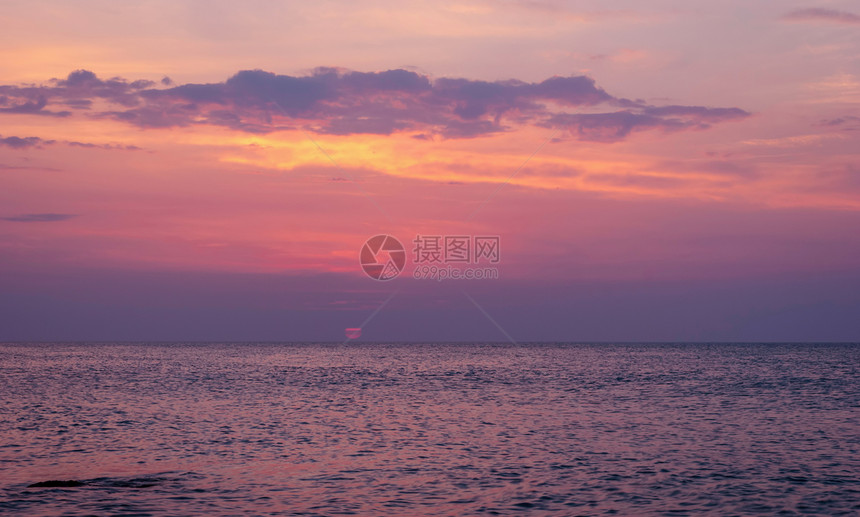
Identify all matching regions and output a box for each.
[547,106,750,142]
[1,213,77,222]
[0,96,71,117]
[0,133,141,151]
[0,135,141,151]
[821,117,851,126]
[641,105,750,121]
[0,135,50,149]
[818,116,860,131]
[124,68,618,137]
[0,69,155,118]
[53,69,154,106]
[525,75,613,105]
[0,163,61,172]
[67,141,142,151]
[63,99,93,109]
[0,68,750,141]
[548,111,670,142]
[339,68,433,93]
[322,116,412,136]
[782,8,860,24]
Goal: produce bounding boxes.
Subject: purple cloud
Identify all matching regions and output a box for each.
[819,116,860,131]
[0,97,70,117]
[546,105,749,142]
[1,213,77,222]
[0,133,141,151]
[0,69,153,118]
[641,105,750,121]
[67,141,142,151]
[782,8,860,24]
[0,68,750,141]
[0,135,50,149]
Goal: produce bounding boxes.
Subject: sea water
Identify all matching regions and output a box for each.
[1,342,858,515]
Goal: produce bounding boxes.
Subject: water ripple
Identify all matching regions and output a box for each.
[0,342,858,515]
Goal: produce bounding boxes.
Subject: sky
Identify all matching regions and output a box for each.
[1,0,859,342]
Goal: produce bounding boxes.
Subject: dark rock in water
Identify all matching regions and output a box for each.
[28,480,85,488]
[27,476,166,489]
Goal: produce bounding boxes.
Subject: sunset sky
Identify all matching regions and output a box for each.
[1,0,859,341]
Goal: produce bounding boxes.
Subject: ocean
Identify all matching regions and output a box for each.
[0,342,858,515]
